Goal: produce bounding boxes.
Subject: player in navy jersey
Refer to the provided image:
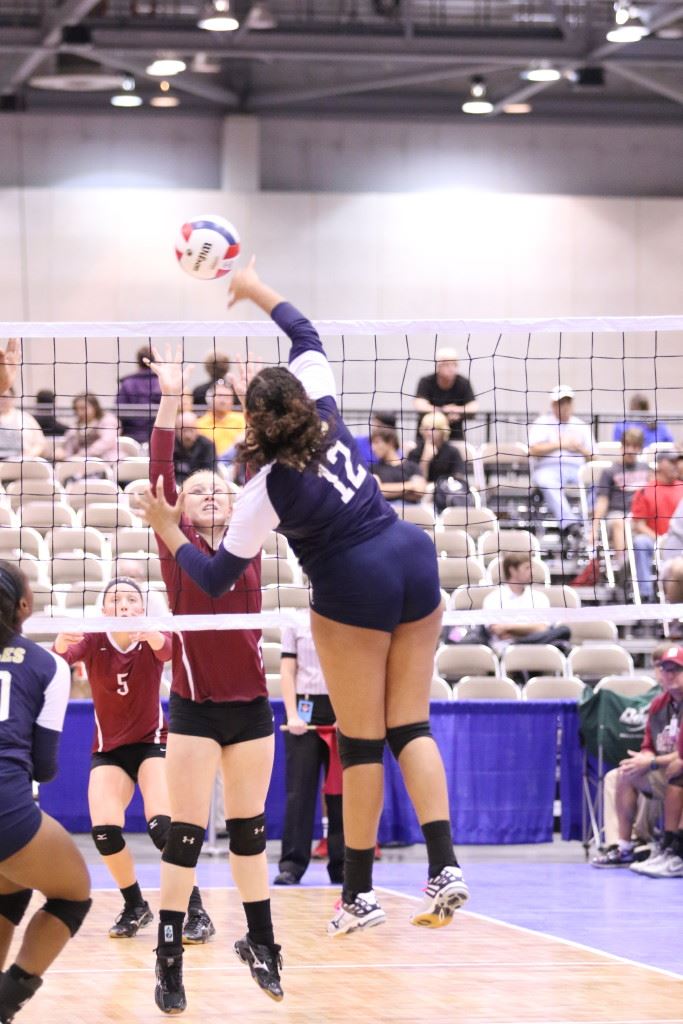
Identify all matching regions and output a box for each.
[0,561,92,1023]
[54,577,214,944]
[140,351,281,1013]
[141,258,469,938]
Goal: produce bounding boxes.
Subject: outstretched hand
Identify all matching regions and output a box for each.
[227,255,260,309]
[144,343,194,398]
[138,477,184,537]
[0,338,21,394]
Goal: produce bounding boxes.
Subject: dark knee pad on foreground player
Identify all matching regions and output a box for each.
[161,822,205,868]
[386,721,432,759]
[42,898,92,936]
[91,824,126,857]
[226,814,266,857]
[337,732,385,769]
[147,814,172,852]
[0,888,32,926]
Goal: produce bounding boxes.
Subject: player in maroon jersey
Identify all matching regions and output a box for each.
[54,577,214,943]
[144,349,281,1013]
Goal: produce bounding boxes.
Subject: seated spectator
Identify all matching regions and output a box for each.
[354,411,399,467]
[0,387,45,459]
[370,425,426,504]
[55,393,119,463]
[412,410,466,484]
[613,394,674,449]
[594,643,683,871]
[173,411,215,485]
[33,389,68,437]
[528,384,594,529]
[195,380,246,458]
[477,552,569,652]
[116,345,161,444]
[630,451,683,601]
[192,350,232,409]
[592,428,650,569]
[414,347,478,441]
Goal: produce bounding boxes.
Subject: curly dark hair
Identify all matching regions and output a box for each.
[0,560,25,649]
[236,367,329,471]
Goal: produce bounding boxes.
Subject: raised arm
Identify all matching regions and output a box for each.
[0,338,20,394]
[146,344,194,504]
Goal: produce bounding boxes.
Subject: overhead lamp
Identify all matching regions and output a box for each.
[521,62,561,83]
[503,102,532,115]
[146,58,186,77]
[462,76,493,115]
[606,4,649,42]
[198,0,239,31]
[111,92,143,107]
[246,2,278,30]
[150,94,180,108]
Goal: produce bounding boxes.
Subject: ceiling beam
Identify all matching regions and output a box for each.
[0,0,102,95]
[606,61,683,110]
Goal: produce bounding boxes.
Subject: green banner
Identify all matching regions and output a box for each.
[579,686,662,765]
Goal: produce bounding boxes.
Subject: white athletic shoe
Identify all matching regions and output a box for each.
[410,865,470,928]
[327,890,386,937]
[629,848,667,875]
[635,849,683,879]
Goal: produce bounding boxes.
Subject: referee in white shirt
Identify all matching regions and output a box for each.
[274,617,344,885]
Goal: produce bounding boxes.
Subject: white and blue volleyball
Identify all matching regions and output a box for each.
[175,214,240,280]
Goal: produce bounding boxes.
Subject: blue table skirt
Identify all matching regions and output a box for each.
[39,700,582,845]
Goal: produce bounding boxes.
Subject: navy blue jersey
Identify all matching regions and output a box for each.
[0,635,70,782]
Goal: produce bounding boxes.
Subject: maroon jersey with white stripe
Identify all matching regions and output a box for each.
[60,633,171,753]
[150,427,266,703]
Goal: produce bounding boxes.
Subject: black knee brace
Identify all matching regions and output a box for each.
[42,897,92,937]
[226,814,266,857]
[0,888,32,926]
[386,721,432,760]
[91,825,126,857]
[147,814,172,852]
[337,732,385,769]
[161,822,205,868]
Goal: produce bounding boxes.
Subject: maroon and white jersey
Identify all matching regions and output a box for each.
[59,633,171,753]
[149,427,266,703]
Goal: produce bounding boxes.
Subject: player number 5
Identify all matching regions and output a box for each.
[116,673,129,696]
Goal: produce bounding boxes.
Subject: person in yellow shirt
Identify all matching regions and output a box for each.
[195,380,246,457]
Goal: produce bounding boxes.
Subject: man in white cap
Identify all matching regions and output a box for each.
[414,346,478,442]
[528,385,594,529]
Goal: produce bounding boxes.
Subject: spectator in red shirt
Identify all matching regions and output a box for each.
[629,451,683,600]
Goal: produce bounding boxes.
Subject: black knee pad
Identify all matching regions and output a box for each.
[386,721,432,760]
[0,888,32,926]
[337,732,385,770]
[42,897,92,937]
[226,814,266,857]
[147,814,172,852]
[161,822,205,868]
[91,825,125,857]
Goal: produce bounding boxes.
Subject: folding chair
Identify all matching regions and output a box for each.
[453,676,520,700]
[523,676,585,700]
[435,644,499,683]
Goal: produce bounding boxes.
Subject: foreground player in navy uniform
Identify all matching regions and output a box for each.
[141,258,469,936]
[55,577,214,944]
[0,561,91,1023]
[143,352,281,1013]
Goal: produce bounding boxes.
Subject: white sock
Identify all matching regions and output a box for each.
[617,839,635,853]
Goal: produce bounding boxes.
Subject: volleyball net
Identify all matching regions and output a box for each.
[1,313,683,645]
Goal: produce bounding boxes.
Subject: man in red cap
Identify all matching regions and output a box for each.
[593,644,683,871]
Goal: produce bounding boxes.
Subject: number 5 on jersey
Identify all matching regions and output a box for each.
[116,673,129,696]
[319,440,367,504]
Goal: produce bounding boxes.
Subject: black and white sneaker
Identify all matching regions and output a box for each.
[234,935,284,1002]
[411,866,469,928]
[109,901,153,938]
[182,907,216,945]
[327,890,386,936]
[155,953,186,1014]
[0,971,42,1023]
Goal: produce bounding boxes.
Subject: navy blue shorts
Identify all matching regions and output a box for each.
[310,519,442,632]
[0,767,42,862]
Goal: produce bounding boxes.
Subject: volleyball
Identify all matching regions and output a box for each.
[175,214,240,280]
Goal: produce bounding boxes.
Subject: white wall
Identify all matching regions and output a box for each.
[2,186,683,436]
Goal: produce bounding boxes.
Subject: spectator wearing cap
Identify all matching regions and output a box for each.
[354,411,400,467]
[592,428,650,570]
[613,394,674,449]
[630,451,683,602]
[594,643,683,874]
[528,385,594,528]
[414,347,478,442]
[116,345,162,445]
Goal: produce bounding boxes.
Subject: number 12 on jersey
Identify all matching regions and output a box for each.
[319,440,367,504]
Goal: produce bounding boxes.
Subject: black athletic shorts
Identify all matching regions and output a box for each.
[0,767,42,861]
[168,693,274,747]
[90,741,166,784]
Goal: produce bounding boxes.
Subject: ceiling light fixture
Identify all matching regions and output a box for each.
[503,102,532,115]
[462,76,493,115]
[111,92,143,107]
[606,4,649,42]
[521,62,561,83]
[198,0,239,31]
[146,58,186,77]
[150,94,180,108]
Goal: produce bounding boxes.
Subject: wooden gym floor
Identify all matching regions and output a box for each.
[8,885,683,1024]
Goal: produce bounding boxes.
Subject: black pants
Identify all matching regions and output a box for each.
[279,730,344,883]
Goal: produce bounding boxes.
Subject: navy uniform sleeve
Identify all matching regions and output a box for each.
[271,301,336,402]
[32,653,71,783]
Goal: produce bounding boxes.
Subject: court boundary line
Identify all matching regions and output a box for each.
[376,885,683,983]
